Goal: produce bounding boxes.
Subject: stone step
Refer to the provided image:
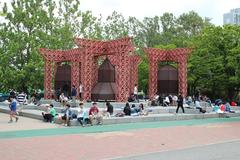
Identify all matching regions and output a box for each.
[1,101,240,115]
[0,102,211,115]
[1,105,240,126]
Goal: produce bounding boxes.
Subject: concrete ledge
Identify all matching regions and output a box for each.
[20,110,43,120]
[218,112,240,118]
[0,106,9,114]
[1,105,240,126]
[39,100,149,109]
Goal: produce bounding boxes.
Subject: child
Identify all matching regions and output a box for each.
[9,96,19,123]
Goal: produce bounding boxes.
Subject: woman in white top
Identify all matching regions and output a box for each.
[79,83,83,100]
[77,102,89,126]
[59,93,65,103]
[134,84,138,102]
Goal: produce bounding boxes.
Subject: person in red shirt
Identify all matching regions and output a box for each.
[89,102,103,125]
[231,101,237,106]
[220,103,225,112]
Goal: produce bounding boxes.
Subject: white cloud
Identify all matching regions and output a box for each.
[1,0,240,25]
[80,0,240,25]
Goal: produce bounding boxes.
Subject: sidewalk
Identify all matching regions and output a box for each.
[1,112,240,139]
[0,112,61,132]
[0,118,240,160]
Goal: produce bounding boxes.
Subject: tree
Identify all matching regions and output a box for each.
[188,25,240,100]
[158,13,177,46]
[0,0,75,93]
[140,16,161,47]
[103,11,129,39]
[174,11,212,47]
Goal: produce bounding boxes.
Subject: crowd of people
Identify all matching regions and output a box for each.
[149,91,240,114]
[4,86,240,126]
[40,101,149,127]
[7,89,33,123]
[39,90,240,127]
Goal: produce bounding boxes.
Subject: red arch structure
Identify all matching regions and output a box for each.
[144,48,192,99]
[39,37,141,102]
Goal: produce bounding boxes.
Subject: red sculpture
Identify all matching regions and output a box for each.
[39,37,141,102]
[144,48,191,99]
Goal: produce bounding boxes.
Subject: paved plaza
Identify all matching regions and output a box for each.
[1,112,240,160]
[115,140,240,160]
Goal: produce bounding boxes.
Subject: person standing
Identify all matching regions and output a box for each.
[134,84,138,102]
[17,91,27,111]
[71,85,77,107]
[8,97,19,123]
[176,93,185,113]
[79,82,84,100]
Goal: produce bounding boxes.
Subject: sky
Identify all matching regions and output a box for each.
[1,0,240,26]
[79,0,240,26]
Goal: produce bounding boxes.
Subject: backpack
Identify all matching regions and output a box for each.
[71,113,77,119]
[115,112,124,117]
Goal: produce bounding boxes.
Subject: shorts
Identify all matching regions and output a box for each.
[11,107,16,112]
[62,115,70,120]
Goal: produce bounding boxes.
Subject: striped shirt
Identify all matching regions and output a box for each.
[18,93,26,104]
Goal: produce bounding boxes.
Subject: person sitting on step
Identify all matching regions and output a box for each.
[60,104,72,126]
[42,104,57,123]
[89,102,103,125]
[77,102,89,126]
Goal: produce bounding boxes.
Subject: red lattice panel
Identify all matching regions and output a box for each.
[71,62,80,95]
[92,57,99,88]
[44,61,53,99]
[39,37,136,101]
[144,48,191,99]
[129,55,141,94]
[81,50,93,101]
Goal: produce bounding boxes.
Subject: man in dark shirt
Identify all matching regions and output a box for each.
[71,85,77,107]
[106,102,114,115]
[123,103,131,116]
[176,93,185,113]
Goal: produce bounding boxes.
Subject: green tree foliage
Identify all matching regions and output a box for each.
[138,56,149,94]
[188,25,240,100]
[0,0,75,93]
[103,11,129,39]
[159,13,177,46]
[175,11,212,47]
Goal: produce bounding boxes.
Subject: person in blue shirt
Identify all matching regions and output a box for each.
[71,85,77,107]
[61,104,72,126]
[77,102,89,126]
[9,96,19,123]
